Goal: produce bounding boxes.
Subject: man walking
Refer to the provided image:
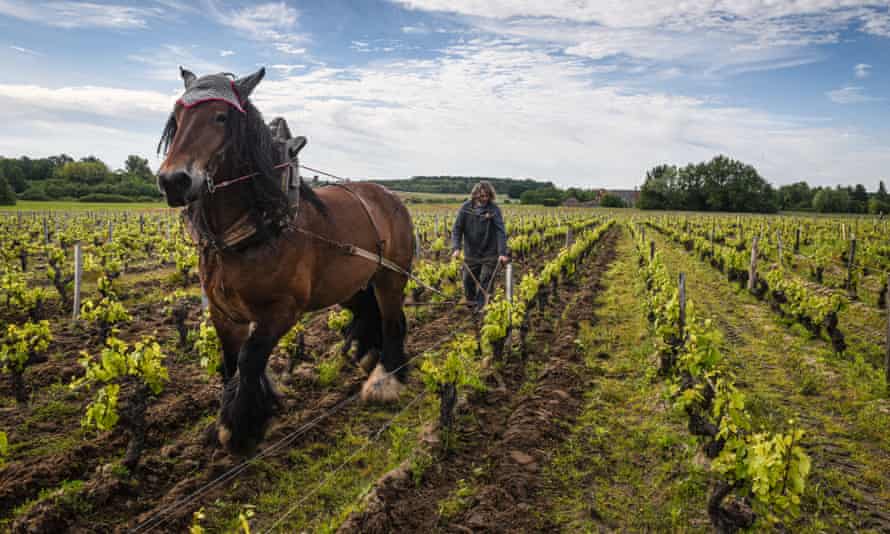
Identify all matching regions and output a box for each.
[451,181,509,309]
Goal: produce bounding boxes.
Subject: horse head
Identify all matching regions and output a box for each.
[156,66,266,206]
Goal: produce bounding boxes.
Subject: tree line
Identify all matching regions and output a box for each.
[776,181,890,214]
[0,154,161,205]
[639,155,890,214]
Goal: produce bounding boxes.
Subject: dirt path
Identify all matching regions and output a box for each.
[649,226,890,532]
[0,229,580,532]
[540,226,712,531]
[335,226,620,533]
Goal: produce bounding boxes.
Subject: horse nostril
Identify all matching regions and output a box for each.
[160,171,191,191]
[170,171,191,189]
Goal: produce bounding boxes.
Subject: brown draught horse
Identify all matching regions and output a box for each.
[157,67,414,456]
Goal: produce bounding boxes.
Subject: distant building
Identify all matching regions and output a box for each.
[596,189,640,207]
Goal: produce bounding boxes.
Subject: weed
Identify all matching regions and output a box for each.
[437,478,476,520]
[317,356,344,387]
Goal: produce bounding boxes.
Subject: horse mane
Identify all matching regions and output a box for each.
[228,100,328,226]
[157,100,327,245]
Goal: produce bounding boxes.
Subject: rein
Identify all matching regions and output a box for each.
[206,160,292,193]
[207,160,350,194]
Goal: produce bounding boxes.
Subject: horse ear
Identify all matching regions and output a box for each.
[234,67,265,100]
[180,66,197,88]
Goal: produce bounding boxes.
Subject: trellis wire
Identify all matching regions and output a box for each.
[259,391,428,533]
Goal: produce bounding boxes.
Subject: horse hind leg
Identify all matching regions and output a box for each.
[361,274,409,403]
[342,286,383,375]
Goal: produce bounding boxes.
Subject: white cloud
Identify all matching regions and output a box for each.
[10,45,41,55]
[401,24,429,34]
[0,0,163,29]
[393,1,890,28]
[247,39,890,188]
[854,63,872,78]
[0,83,173,117]
[826,85,883,104]
[269,64,305,75]
[349,39,408,54]
[129,44,234,81]
[274,43,306,55]
[223,2,298,40]
[0,118,160,172]
[6,36,889,189]
[860,9,890,36]
[393,1,889,78]
[0,84,174,169]
[208,1,307,56]
[220,49,236,57]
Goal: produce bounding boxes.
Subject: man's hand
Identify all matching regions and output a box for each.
[451,249,461,259]
[498,255,509,264]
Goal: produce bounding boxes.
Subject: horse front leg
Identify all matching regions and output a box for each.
[217,314,293,456]
[210,311,249,384]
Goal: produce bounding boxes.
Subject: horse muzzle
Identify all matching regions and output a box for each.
[158,170,198,206]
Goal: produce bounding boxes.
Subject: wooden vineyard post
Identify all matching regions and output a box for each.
[108,220,114,243]
[711,225,715,257]
[414,229,422,259]
[842,223,846,241]
[776,231,783,266]
[885,274,890,390]
[139,214,144,234]
[641,225,646,245]
[72,243,83,319]
[43,217,49,244]
[566,226,573,248]
[795,226,801,253]
[747,235,759,293]
[434,214,440,237]
[650,240,655,263]
[846,235,857,297]
[679,273,686,341]
[505,263,513,303]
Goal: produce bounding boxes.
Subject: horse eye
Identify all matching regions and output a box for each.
[215,113,227,124]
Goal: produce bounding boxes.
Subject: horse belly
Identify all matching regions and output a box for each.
[305,258,377,311]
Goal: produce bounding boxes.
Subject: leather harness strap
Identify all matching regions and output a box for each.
[328,183,386,267]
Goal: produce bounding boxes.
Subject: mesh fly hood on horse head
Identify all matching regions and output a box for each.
[177,66,266,114]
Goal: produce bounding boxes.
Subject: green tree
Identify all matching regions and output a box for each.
[600,193,626,207]
[0,172,16,205]
[54,160,110,185]
[851,184,868,213]
[520,186,564,206]
[124,155,153,181]
[812,187,850,213]
[877,180,889,202]
[778,182,813,210]
[639,164,677,209]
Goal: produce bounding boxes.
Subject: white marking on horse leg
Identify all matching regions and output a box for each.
[218,424,232,448]
[359,349,379,375]
[361,363,403,403]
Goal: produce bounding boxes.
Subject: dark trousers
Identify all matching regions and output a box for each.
[463,258,496,307]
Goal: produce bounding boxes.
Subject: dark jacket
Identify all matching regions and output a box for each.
[451,200,507,260]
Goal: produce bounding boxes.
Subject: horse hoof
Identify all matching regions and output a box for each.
[361,363,403,403]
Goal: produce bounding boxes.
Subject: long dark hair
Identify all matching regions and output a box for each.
[158,101,325,245]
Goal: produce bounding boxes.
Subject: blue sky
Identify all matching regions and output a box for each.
[1,0,888,189]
